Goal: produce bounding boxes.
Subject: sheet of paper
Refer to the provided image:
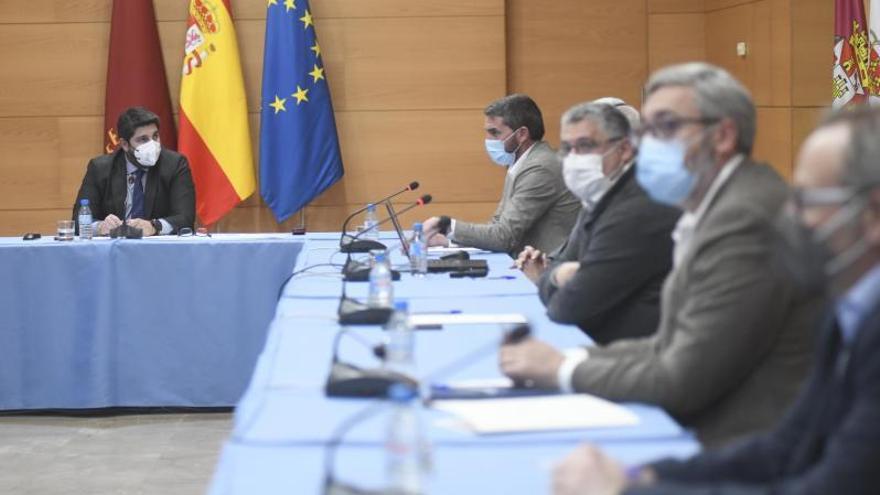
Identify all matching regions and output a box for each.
[408,313,528,327]
[431,394,639,434]
[427,246,491,255]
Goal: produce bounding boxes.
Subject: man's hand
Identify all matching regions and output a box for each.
[498,337,564,389]
[553,444,626,495]
[127,218,156,236]
[552,261,580,289]
[514,246,548,283]
[97,214,123,236]
[427,233,450,247]
[422,216,442,238]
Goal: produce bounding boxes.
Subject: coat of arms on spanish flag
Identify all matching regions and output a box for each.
[834,0,880,107]
[178,0,256,226]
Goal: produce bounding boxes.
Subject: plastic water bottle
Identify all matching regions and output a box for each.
[368,250,394,308]
[385,300,414,375]
[363,203,380,241]
[77,199,93,240]
[409,223,428,277]
[386,384,431,495]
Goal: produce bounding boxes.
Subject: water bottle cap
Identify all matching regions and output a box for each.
[80,198,89,206]
[373,251,386,262]
[387,383,417,402]
[412,222,423,231]
[367,203,376,211]
[393,300,409,312]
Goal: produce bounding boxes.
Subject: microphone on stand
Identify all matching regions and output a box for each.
[341,194,432,283]
[339,181,419,253]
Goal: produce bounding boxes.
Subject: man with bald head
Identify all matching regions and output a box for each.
[550,105,880,495]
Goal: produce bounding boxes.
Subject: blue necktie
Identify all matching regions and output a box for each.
[130,169,145,220]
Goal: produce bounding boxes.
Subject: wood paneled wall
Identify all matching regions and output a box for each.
[0,0,833,236]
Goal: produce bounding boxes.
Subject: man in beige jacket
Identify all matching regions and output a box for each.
[423,94,580,257]
[499,63,822,448]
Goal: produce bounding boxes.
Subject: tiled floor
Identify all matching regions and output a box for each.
[0,412,232,495]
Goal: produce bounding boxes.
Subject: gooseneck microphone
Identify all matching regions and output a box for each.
[341,195,433,282]
[324,329,418,398]
[339,181,420,253]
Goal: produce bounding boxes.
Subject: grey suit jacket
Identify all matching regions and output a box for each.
[570,162,822,448]
[452,141,580,256]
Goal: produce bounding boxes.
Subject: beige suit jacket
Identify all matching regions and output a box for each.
[452,141,580,256]
[571,162,822,447]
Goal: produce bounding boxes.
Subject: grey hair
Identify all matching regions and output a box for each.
[645,62,756,154]
[560,102,631,140]
[592,96,641,128]
[820,106,880,191]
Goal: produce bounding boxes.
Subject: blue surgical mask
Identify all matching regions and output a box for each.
[636,135,695,206]
[484,129,522,167]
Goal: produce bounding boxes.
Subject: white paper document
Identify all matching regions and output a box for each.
[431,394,639,434]
[408,313,528,327]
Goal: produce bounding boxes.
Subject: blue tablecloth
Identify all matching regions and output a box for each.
[0,234,303,409]
[208,237,700,494]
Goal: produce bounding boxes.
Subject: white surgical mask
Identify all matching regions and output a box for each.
[563,153,609,204]
[133,140,161,167]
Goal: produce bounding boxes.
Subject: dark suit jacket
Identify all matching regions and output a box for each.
[570,162,822,447]
[72,148,195,233]
[628,302,880,495]
[537,167,680,344]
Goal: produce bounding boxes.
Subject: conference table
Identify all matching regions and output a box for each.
[208,233,700,494]
[0,234,302,410]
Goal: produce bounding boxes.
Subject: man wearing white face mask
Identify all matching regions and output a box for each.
[73,107,195,236]
[422,94,580,256]
[500,63,821,448]
[528,102,679,344]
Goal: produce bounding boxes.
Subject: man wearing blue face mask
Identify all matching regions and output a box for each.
[73,107,195,236]
[520,101,679,344]
[549,105,880,495]
[500,63,821,448]
[422,94,580,256]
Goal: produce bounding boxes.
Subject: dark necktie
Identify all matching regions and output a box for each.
[130,169,146,220]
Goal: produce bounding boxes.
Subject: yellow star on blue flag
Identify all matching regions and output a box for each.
[259,0,343,222]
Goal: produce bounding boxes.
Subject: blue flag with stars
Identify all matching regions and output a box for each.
[260,0,343,222]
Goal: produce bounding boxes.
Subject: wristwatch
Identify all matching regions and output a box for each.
[150,219,163,236]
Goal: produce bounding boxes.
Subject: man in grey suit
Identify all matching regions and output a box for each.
[499,63,822,448]
[422,94,580,257]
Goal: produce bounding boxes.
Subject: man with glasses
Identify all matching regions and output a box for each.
[549,105,880,495]
[500,63,821,447]
[422,94,580,256]
[515,101,679,344]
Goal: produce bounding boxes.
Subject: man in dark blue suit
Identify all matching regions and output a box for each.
[551,106,880,495]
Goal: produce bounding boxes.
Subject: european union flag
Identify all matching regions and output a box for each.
[260,0,344,222]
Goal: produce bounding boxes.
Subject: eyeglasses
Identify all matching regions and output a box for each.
[634,116,719,141]
[557,136,623,158]
[178,227,211,237]
[790,187,860,210]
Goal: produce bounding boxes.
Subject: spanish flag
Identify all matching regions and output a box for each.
[178,0,255,225]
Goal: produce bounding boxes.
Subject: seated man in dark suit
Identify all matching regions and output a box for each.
[522,101,679,344]
[73,106,195,236]
[550,106,880,495]
[500,63,821,448]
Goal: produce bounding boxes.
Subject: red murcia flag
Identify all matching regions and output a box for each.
[103,0,177,153]
[833,0,880,107]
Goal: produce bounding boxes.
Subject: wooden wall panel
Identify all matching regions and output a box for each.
[791,107,826,164]
[753,106,792,179]
[0,1,505,236]
[649,0,705,13]
[792,0,833,107]
[507,0,648,146]
[705,0,755,11]
[649,13,706,72]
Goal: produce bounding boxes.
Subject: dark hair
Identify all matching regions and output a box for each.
[484,94,545,141]
[561,102,631,140]
[116,107,160,142]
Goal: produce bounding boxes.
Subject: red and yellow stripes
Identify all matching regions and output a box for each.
[178,0,255,225]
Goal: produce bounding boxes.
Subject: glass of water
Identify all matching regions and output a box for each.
[56,220,75,241]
